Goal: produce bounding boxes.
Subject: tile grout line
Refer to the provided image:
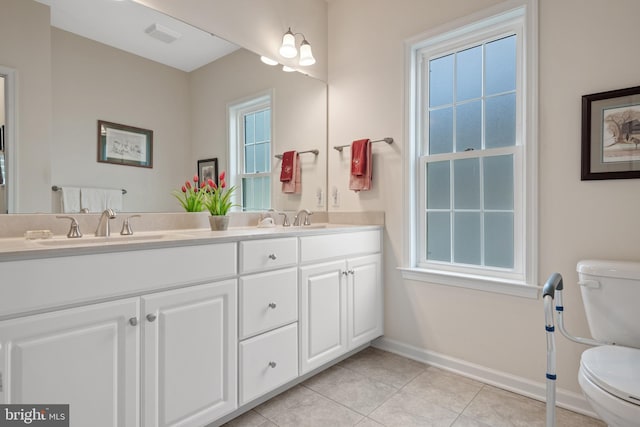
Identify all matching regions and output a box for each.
[447,383,487,426]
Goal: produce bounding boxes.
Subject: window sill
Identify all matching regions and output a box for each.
[398,267,540,299]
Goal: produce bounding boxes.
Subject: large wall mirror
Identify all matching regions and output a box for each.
[1,0,327,214]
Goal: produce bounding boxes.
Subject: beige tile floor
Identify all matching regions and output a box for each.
[224,347,606,427]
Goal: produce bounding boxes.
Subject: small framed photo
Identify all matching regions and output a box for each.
[198,158,219,186]
[582,85,640,180]
[98,120,153,168]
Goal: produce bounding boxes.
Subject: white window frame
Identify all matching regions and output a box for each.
[401,0,539,299]
[227,90,274,211]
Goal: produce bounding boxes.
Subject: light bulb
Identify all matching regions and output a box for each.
[279,29,297,59]
[260,56,278,66]
[298,40,316,66]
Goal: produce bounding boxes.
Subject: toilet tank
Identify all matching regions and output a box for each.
[577,260,640,349]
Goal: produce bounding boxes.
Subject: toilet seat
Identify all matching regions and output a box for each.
[580,345,640,406]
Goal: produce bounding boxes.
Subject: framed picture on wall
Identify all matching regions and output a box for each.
[582,85,640,180]
[98,120,153,168]
[198,158,219,186]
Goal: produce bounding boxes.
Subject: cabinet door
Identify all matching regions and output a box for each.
[299,260,347,374]
[348,254,383,349]
[0,299,140,427]
[142,280,237,427]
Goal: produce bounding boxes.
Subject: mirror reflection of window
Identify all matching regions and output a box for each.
[230,93,273,212]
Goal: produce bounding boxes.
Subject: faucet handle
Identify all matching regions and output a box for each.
[121,215,141,235]
[304,211,314,226]
[56,215,83,238]
[278,212,290,227]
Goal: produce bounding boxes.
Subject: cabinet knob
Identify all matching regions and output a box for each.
[268,361,277,368]
[342,270,349,276]
[268,253,277,260]
[349,269,355,275]
[128,317,138,326]
[146,313,157,322]
[268,302,277,309]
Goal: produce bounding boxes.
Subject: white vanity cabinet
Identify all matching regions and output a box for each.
[142,280,237,427]
[237,238,299,405]
[299,231,383,374]
[0,243,238,427]
[0,298,140,427]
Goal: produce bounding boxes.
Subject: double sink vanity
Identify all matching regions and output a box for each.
[0,213,383,427]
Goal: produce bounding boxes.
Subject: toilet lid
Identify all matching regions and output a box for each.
[581,345,640,406]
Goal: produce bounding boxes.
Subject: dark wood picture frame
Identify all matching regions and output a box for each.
[198,158,219,186]
[581,85,640,180]
[98,120,153,168]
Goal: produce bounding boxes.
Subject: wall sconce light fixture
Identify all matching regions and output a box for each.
[279,27,316,66]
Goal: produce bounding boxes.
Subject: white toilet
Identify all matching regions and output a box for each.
[576,260,640,427]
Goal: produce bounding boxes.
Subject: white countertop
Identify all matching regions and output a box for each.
[0,223,382,262]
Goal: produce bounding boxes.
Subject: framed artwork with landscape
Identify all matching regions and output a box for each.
[582,85,640,180]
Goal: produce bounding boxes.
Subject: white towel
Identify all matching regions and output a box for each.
[104,189,123,212]
[80,188,122,212]
[60,187,81,213]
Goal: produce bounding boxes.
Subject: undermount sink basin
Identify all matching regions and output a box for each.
[35,233,168,247]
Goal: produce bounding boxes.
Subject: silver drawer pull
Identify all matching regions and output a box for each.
[268,361,277,368]
[268,303,277,309]
[268,253,277,260]
[129,317,138,326]
[146,313,157,322]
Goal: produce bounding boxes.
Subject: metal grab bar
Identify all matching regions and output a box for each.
[542,273,610,427]
[333,137,394,152]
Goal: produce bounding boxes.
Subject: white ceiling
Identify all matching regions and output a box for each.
[35,0,240,72]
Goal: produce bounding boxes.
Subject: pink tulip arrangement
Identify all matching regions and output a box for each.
[172,171,236,215]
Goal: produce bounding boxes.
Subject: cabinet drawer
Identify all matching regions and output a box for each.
[239,268,298,339]
[240,238,298,274]
[300,230,381,263]
[239,323,298,405]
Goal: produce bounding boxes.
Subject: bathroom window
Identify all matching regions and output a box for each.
[402,1,539,298]
[229,92,272,211]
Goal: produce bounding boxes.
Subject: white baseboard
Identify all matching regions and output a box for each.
[372,337,599,419]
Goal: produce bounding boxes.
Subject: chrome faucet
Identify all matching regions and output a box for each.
[293,209,312,226]
[95,208,117,236]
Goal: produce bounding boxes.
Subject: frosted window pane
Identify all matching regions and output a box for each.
[255,111,266,142]
[242,178,254,211]
[484,155,513,210]
[429,108,453,154]
[455,101,482,152]
[244,146,255,174]
[485,212,514,268]
[255,143,268,173]
[456,46,482,101]
[485,35,516,95]
[454,212,481,265]
[485,94,516,148]
[429,54,454,107]
[427,212,451,262]
[261,176,271,210]
[244,115,254,145]
[426,161,450,209]
[264,109,271,137]
[454,158,480,209]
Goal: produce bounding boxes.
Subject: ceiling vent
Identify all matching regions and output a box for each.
[144,23,182,44]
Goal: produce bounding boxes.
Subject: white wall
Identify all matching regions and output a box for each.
[189,48,327,212]
[51,28,191,212]
[327,0,640,405]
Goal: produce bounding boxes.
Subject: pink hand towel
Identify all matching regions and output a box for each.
[349,139,372,192]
